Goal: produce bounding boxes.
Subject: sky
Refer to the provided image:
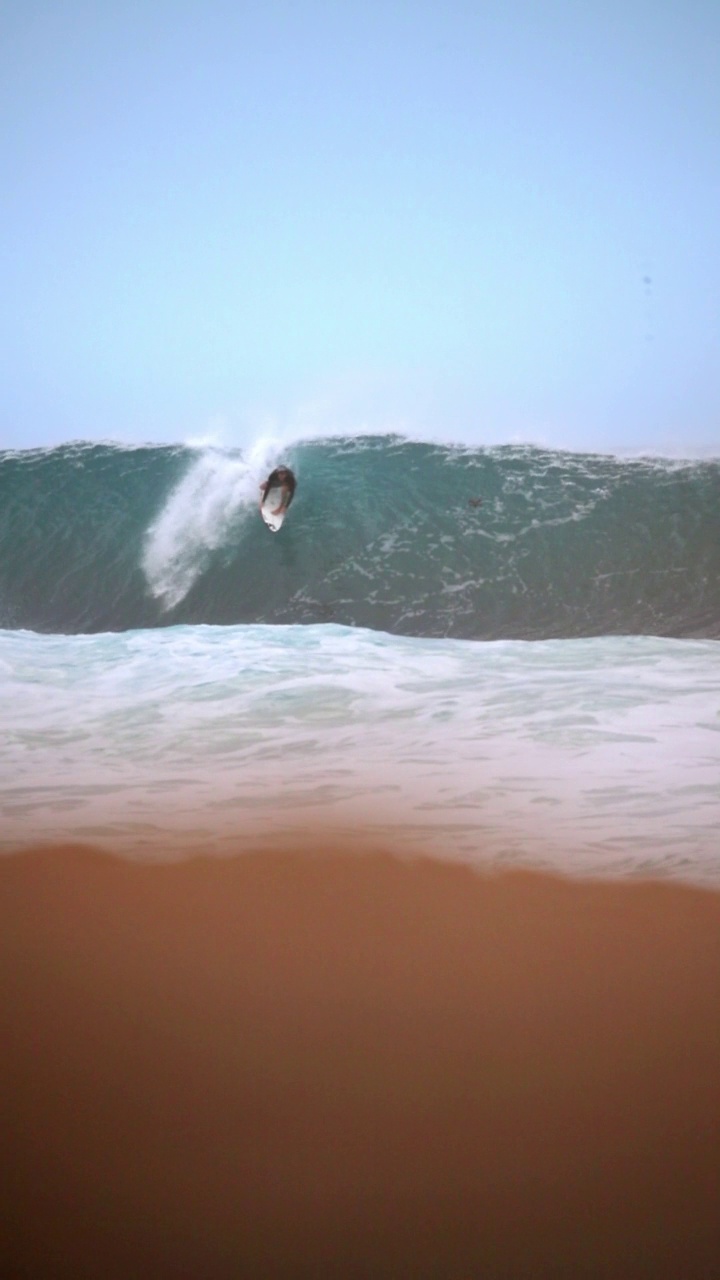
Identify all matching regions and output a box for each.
[2,0,719,456]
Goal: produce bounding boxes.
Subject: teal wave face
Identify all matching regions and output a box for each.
[1,437,719,639]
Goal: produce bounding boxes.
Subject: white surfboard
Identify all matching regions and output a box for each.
[260,486,287,533]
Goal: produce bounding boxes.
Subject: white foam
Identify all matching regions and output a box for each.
[141,441,285,609]
[1,625,718,884]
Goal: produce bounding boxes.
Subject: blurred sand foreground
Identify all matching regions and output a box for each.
[2,843,719,1278]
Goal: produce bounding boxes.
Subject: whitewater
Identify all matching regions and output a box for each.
[1,434,718,884]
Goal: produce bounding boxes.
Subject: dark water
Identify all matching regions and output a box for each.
[2,435,718,639]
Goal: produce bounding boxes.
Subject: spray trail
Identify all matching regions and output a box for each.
[142,441,283,609]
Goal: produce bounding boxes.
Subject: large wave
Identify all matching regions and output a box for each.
[1,435,718,639]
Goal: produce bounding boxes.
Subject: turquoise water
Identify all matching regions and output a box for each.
[2,435,718,638]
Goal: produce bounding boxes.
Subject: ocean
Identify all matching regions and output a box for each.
[2,433,719,882]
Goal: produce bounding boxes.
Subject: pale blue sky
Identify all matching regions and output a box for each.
[2,0,719,454]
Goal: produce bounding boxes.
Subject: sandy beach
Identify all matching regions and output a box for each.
[2,841,719,1277]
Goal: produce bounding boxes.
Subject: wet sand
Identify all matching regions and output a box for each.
[2,842,719,1277]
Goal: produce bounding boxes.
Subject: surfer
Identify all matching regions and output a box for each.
[259,466,296,516]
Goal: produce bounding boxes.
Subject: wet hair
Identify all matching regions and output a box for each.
[265,466,296,506]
